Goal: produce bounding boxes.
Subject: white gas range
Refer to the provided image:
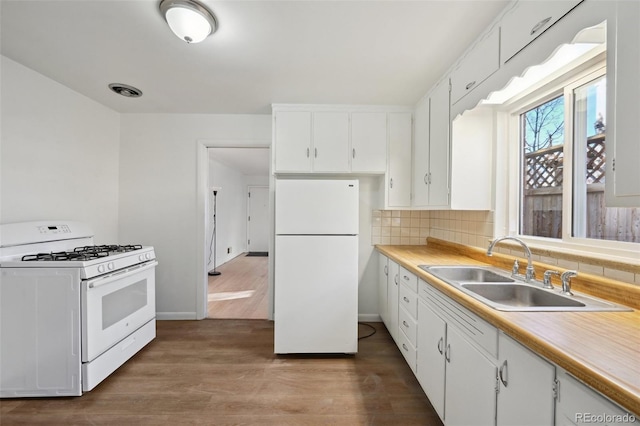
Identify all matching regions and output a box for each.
[0,221,158,397]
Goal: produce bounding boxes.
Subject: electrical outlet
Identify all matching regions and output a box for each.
[227,247,232,254]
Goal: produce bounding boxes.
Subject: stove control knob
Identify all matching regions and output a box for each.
[98,265,106,273]
[145,253,151,260]
[108,262,115,271]
[139,254,145,262]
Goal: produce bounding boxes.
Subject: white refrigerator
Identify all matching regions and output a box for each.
[274,179,359,354]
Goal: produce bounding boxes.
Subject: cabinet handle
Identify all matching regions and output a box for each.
[390,178,393,189]
[384,265,388,276]
[314,148,318,158]
[394,274,398,285]
[499,360,508,387]
[402,320,409,328]
[402,343,409,352]
[403,296,410,303]
[445,344,451,363]
[437,337,443,355]
[424,173,429,185]
[403,275,410,281]
[465,80,476,91]
[352,148,356,159]
[306,147,310,158]
[530,16,552,36]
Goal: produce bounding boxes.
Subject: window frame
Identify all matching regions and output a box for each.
[498,59,639,262]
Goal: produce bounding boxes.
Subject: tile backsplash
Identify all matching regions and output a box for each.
[371,209,494,249]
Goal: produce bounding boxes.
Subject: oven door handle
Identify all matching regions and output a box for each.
[86,261,158,289]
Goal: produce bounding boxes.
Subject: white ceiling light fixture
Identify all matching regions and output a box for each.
[159,0,217,44]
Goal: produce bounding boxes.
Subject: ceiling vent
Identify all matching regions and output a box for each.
[108,83,143,98]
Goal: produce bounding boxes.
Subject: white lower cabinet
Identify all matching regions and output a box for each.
[417,279,498,425]
[496,332,555,426]
[378,254,389,325]
[555,369,637,426]
[386,259,399,343]
[445,325,497,426]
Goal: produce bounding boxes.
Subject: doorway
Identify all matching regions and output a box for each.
[205,147,270,320]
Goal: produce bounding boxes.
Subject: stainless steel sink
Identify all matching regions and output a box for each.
[424,266,514,283]
[419,265,633,312]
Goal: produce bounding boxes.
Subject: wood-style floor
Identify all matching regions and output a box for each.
[208,253,268,319]
[0,320,442,425]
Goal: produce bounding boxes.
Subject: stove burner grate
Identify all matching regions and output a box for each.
[21,245,143,261]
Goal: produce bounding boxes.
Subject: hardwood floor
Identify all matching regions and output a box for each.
[0,320,442,425]
[208,253,268,319]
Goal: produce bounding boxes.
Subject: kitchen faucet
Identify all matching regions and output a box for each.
[487,236,536,283]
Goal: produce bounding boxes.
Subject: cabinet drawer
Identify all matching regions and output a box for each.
[399,267,418,292]
[450,28,500,105]
[399,305,417,347]
[397,327,417,374]
[501,0,583,64]
[419,279,497,358]
[399,282,418,318]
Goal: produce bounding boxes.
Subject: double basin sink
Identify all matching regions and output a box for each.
[418,265,632,312]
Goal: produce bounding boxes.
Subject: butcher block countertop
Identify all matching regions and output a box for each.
[377,239,640,417]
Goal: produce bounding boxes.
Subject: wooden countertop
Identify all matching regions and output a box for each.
[377,240,640,416]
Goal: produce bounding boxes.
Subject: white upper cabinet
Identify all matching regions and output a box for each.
[412,96,430,208]
[351,112,387,173]
[387,112,413,208]
[450,107,493,210]
[501,0,584,64]
[606,0,640,207]
[273,105,394,175]
[274,111,312,173]
[312,112,350,173]
[450,27,500,106]
[428,79,451,208]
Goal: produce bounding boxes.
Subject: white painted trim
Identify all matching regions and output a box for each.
[196,139,272,321]
[157,312,197,320]
[271,104,413,113]
[358,314,382,322]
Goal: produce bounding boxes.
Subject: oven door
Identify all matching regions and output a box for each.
[81,261,157,363]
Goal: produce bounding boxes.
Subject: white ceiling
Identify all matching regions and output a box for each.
[209,147,270,175]
[1,0,509,115]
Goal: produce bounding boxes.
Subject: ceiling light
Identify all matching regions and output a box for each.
[159,0,217,44]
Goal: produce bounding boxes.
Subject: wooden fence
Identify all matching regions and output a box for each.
[522,135,640,243]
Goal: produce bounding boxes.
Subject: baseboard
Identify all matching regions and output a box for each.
[156,312,197,320]
[358,314,382,322]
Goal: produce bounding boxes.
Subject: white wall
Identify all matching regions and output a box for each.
[118,114,271,319]
[0,56,120,242]
[207,157,249,268]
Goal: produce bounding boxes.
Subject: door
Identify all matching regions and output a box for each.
[312,112,350,172]
[378,254,389,324]
[429,79,451,207]
[417,299,447,421]
[387,112,412,207]
[351,112,387,173]
[386,260,399,343]
[247,186,269,253]
[274,111,312,172]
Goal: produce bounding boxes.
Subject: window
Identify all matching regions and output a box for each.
[514,67,640,247]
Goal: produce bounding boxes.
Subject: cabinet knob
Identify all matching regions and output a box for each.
[530,16,552,36]
[465,80,476,91]
[314,148,318,158]
[384,265,388,276]
[402,343,409,352]
[403,296,410,303]
[352,148,356,159]
[445,344,451,363]
[437,337,444,355]
[390,178,393,189]
[306,148,310,158]
[402,320,409,328]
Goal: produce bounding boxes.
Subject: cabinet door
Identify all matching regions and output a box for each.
[428,79,450,207]
[351,112,387,173]
[555,369,634,426]
[412,96,430,207]
[378,254,388,324]
[416,300,447,421]
[501,0,583,64]
[607,0,640,207]
[445,325,497,426]
[274,111,312,172]
[386,260,400,343]
[312,112,350,172]
[387,112,412,207]
[497,333,555,426]
[450,28,500,105]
